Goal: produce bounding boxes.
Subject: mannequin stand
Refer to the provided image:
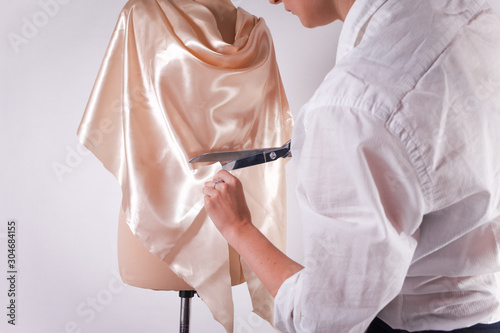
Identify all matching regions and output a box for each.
[179,290,196,333]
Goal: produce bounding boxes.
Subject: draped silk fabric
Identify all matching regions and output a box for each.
[76,0,292,331]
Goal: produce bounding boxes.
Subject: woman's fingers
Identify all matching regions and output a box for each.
[204,170,238,196]
[204,178,228,196]
[202,169,252,241]
[212,170,235,184]
[203,183,216,196]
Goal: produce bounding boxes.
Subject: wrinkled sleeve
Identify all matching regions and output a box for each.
[274,104,426,332]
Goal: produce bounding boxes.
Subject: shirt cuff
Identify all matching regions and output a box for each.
[274,270,304,333]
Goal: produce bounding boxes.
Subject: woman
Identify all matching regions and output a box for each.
[204,0,500,332]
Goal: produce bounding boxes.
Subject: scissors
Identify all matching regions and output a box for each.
[189,140,291,171]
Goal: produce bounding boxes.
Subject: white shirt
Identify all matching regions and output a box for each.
[274,0,500,332]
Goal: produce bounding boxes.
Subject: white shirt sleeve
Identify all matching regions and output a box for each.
[274,104,426,332]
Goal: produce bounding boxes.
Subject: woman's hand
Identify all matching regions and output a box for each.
[203,169,304,297]
[203,170,253,244]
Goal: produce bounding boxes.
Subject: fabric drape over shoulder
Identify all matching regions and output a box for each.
[77,0,292,331]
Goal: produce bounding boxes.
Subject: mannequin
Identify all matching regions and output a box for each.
[117,207,245,290]
[77,0,292,330]
[116,0,245,292]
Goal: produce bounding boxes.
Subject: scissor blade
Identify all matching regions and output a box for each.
[189,148,266,163]
[222,153,267,171]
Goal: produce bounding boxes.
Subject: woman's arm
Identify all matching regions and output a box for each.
[203,170,304,297]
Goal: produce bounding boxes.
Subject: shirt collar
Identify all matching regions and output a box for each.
[336,0,388,64]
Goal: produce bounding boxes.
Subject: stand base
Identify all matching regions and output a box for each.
[179,290,196,333]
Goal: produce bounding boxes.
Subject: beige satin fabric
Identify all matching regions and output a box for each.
[77,0,292,331]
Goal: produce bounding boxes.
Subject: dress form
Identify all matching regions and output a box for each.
[115,0,245,292]
[117,207,245,290]
[77,0,292,329]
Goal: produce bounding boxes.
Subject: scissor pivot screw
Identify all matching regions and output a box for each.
[269,152,277,160]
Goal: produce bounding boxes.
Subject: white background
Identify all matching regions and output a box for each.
[1,1,499,332]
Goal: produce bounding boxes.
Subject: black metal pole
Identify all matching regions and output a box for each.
[179,290,196,333]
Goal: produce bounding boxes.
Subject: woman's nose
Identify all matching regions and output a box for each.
[269,0,282,4]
